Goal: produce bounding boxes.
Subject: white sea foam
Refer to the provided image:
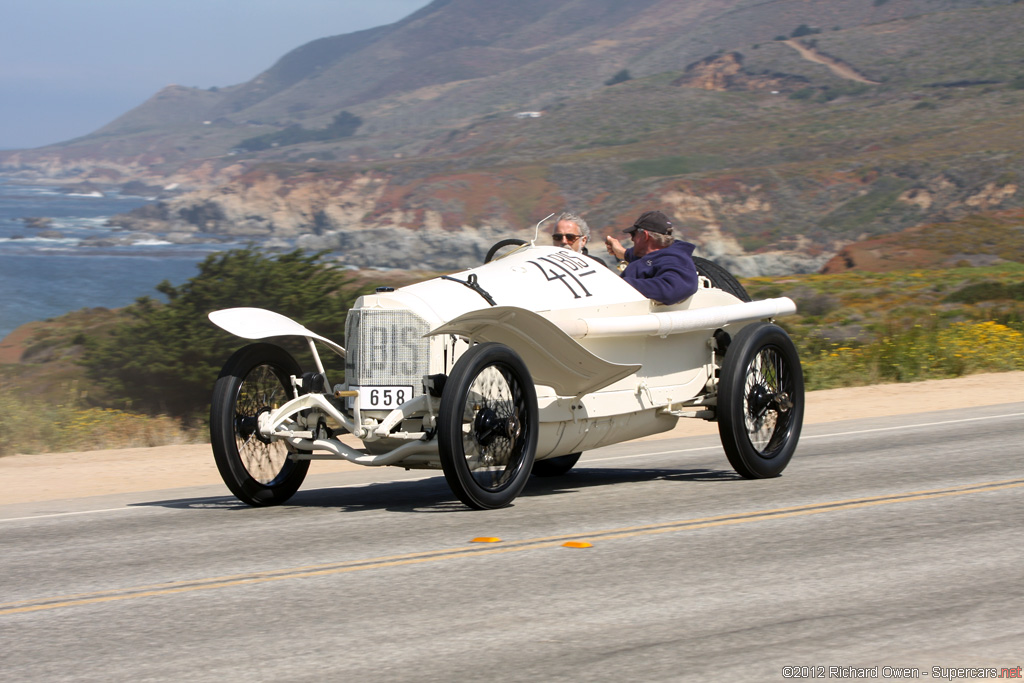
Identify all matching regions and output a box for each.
[50,216,111,231]
[0,236,78,246]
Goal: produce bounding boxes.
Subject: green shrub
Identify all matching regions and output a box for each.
[622,154,727,179]
[81,248,366,420]
[797,292,841,317]
[605,69,632,86]
[944,280,1024,303]
[238,111,362,151]
[791,24,820,38]
[816,83,870,102]
[819,176,910,232]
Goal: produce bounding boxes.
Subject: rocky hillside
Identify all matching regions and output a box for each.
[3,0,1023,274]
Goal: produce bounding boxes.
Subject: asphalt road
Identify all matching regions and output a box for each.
[2,403,1022,682]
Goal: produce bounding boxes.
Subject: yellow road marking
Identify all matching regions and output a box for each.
[3,478,1021,616]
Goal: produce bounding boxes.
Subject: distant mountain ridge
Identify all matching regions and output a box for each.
[18,0,1014,158]
[2,0,1023,275]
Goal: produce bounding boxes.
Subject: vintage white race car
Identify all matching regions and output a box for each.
[208,236,804,509]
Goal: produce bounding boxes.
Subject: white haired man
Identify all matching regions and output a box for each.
[551,211,590,253]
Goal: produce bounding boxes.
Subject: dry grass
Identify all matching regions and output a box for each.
[0,388,205,457]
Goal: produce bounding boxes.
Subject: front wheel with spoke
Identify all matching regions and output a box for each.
[438,343,538,509]
[717,323,804,479]
[210,343,310,506]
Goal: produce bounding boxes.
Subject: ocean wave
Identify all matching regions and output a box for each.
[12,187,103,198]
[50,216,112,231]
[16,187,65,197]
[131,239,174,246]
[0,236,78,246]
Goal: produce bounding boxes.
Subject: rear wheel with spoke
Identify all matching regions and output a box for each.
[438,343,538,509]
[210,343,310,506]
[717,323,804,478]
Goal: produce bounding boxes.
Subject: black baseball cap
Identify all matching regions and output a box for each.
[625,210,673,235]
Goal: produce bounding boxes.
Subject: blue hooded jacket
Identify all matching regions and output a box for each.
[622,240,699,305]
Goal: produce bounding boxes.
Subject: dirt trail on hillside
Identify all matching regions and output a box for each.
[784,39,880,85]
[2,372,1021,506]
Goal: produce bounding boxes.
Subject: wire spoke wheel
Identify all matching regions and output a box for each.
[460,366,525,489]
[439,343,537,509]
[211,343,310,506]
[718,323,804,478]
[741,346,796,456]
[233,365,294,484]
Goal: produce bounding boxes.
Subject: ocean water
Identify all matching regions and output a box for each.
[0,177,242,339]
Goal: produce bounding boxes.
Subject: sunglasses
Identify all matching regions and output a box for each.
[552,233,583,243]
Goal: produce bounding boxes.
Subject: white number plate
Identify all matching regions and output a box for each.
[352,385,414,410]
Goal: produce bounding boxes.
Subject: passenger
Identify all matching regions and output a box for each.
[550,211,590,253]
[552,211,610,267]
[604,210,699,305]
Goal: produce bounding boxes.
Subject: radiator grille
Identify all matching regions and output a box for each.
[345,309,430,392]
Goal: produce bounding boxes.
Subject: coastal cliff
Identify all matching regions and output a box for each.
[102,164,845,275]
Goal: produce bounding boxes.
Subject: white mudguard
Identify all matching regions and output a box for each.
[208,307,347,358]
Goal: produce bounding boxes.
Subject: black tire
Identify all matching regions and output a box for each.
[438,343,538,509]
[532,453,582,477]
[484,238,528,263]
[210,343,310,506]
[717,323,804,479]
[694,256,751,302]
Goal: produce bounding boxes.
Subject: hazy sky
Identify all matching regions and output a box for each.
[0,0,432,151]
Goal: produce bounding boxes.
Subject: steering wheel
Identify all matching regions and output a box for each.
[484,238,528,263]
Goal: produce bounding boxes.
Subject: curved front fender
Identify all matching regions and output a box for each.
[209,307,346,358]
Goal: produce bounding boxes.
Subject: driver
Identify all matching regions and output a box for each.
[604,210,698,305]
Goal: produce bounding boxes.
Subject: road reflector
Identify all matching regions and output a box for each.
[471,537,501,543]
[562,541,593,548]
